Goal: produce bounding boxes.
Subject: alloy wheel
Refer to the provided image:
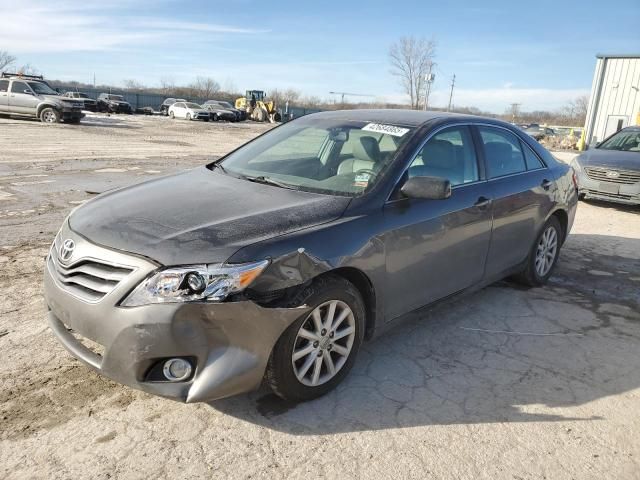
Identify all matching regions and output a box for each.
[42,111,57,123]
[535,225,558,277]
[292,300,356,387]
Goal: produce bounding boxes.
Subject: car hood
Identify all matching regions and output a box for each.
[69,167,351,265]
[189,108,208,114]
[576,148,640,171]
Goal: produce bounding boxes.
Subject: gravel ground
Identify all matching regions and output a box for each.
[0,114,639,480]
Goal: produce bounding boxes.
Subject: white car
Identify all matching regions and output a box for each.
[168,102,210,121]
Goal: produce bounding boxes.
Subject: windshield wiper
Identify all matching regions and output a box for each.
[244,175,295,190]
[210,162,229,174]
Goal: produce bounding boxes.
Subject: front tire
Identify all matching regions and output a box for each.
[515,216,562,286]
[186,113,191,120]
[169,111,175,119]
[266,275,365,402]
[40,108,60,124]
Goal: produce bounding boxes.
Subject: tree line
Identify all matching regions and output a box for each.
[0,48,588,125]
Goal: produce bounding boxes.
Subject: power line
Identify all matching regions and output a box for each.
[447,74,456,112]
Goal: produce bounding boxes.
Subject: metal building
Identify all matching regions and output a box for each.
[583,53,640,147]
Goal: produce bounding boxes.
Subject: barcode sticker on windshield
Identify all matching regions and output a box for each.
[362,123,410,137]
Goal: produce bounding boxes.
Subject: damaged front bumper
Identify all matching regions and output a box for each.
[43,225,309,403]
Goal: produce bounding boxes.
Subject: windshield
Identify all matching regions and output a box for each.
[27,82,57,95]
[598,129,640,152]
[107,95,124,101]
[219,101,233,108]
[216,118,414,196]
[185,102,202,109]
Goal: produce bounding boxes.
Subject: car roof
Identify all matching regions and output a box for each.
[305,109,500,128]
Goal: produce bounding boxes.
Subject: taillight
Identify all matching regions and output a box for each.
[571,169,578,190]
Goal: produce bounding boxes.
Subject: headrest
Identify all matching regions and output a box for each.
[421,139,455,168]
[353,136,381,163]
[484,141,512,161]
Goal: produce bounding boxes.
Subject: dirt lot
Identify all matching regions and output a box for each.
[0,114,639,479]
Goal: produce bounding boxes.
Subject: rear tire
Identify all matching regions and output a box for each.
[39,108,60,124]
[266,274,365,402]
[186,113,191,120]
[515,216,562,286]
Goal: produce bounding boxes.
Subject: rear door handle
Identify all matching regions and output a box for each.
[541,179,553,190]
[474,196,491,208]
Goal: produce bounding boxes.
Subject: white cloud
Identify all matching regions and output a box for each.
[0,1,266,53]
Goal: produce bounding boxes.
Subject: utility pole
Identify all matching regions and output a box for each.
[447,74,456,112]
[423,63,435,111]
[509,103,521,123]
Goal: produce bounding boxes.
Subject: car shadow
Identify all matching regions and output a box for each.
[209,234,640,434]
[580,198,640,213]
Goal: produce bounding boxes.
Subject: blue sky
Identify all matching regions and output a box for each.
[2,0,639,112]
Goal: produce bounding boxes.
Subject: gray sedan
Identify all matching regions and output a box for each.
[43,110,578,403]
[572,126,640,205]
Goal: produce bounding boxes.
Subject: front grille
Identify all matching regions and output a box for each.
[48,238,134,302]
[585,189,635,201]
[585,166,640,185]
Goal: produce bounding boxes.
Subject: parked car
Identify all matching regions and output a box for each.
[97,93,133,114]
[0,73,83,123]
[159,98,187,116]
[571,126,640,205]
[204,100,245,121]
[44,110,577,403]
[201,101,237,121]
[168,101,210,121]
[524,126,556,141]
[63,92,98,112]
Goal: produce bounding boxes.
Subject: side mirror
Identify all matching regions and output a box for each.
[400,175,452,200]
[23,89,33,95]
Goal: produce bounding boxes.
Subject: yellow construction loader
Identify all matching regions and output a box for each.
[235,90,280,123]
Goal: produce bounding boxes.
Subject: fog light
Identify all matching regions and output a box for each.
[162,358,192,382]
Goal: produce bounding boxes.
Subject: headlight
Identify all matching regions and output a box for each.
[121,260,269,307]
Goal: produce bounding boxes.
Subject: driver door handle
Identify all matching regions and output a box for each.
[474,196,491,209]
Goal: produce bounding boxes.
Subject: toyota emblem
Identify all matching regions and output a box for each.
[59,239,75,262]
[605,170,620,179]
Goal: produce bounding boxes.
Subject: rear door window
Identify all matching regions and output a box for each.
[478,127,527,179]
[0,80,8,92]
[409,126,479,186]
[10,81,30,93]
[523,144,544,170]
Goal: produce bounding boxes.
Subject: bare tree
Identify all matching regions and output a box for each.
[389,36,436,109]
[269,87,301,106]
[159,76,176,96]
[0,51,16,72]
[123,79,145,92]
[571,95,589,122]
[17,63,39,76]
[189,76,220,99]
[300,95,322,108]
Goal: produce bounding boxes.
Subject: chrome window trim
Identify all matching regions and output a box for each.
[386,121,551,203]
